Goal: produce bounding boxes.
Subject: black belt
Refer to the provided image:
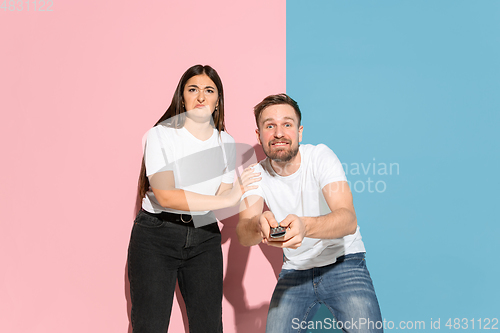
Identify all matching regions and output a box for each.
[142,209,216,228]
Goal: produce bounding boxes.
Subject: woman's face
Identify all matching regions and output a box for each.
[182,74,219,122]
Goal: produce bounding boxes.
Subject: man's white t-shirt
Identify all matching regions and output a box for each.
[242,144,365,270]
[142,123,236,218]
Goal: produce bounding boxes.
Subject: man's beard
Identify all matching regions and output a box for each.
[263,140,299,163]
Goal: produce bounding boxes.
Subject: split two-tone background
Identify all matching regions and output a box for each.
[1,1,498,332]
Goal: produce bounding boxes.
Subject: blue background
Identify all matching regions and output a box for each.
[287,0,500,331]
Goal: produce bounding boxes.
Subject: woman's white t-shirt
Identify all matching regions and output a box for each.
[142,124,236,216]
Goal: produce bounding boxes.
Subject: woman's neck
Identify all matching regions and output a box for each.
[183,117,215,141]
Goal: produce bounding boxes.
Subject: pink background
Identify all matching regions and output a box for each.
[0,1,285,332]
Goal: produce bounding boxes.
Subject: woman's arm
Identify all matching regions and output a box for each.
[149,168,260,212]
[215,182,233,196]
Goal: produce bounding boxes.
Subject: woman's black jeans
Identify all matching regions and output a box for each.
[127,210,223,332]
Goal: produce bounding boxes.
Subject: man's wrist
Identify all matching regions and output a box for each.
[301,216,315,238]
[252,215,262,236]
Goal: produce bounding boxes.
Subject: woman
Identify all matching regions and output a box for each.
[128,64,259,332]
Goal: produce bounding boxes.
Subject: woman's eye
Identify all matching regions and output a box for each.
[206,89,215,94]
[188,88,197,93]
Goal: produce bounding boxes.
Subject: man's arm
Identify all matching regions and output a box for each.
[267,181,357,249]
[303,180,357,238]
[236,195,267,246]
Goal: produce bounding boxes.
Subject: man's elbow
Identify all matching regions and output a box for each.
[237,234,254,247]
[236,221,259,247]
[347,217,357,235]
[235,226,251,247]
[349,218,358,235]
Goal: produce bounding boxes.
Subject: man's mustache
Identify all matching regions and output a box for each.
[269,139,292,146]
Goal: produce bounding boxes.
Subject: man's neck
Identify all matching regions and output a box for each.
[270,151,301,177]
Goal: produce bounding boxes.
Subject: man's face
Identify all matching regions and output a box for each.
[256,104,303,162]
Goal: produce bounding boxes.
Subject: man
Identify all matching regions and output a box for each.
[237,94,383,333]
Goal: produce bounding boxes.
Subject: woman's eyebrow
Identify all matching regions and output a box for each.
[187,84,216,89]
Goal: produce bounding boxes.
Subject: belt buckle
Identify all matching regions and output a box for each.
[180,214,193,223]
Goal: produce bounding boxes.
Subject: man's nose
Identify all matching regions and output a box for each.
[274,126,284,138]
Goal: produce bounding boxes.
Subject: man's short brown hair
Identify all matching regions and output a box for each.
[253,93,302,128]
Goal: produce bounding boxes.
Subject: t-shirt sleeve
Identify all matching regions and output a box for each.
[144,126,175,177]
[221,133,236,184]
[314,144,347,189]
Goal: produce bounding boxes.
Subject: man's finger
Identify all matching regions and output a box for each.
[263,212,279,228]
[265,239,286,248]
[279,214,297,228]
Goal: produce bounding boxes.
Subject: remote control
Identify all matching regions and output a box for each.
[270,226,286,238]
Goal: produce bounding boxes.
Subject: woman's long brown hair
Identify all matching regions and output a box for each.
[134,65,226,215]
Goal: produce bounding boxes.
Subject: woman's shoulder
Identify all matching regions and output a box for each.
[150,123,183,137]
[144,124,184,149]
[219,130,235,143]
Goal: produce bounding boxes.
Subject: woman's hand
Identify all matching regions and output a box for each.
[227,165,261,206]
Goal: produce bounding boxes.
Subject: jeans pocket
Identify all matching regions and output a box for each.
[134,211,166,228]
[278,269,293,280]
[341,253,367,268]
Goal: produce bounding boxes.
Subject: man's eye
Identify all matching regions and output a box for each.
[285,124,291,127]
[266,125,274,129]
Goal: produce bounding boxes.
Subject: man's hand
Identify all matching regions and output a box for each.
[264,214,306,249]
[259,211,279,240]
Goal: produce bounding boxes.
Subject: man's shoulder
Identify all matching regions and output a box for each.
[255,158,272,175]
[301,143,337,162]
[301,144,345,180]
[301,143,333,153]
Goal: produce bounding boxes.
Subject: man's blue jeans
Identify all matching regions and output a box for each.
[266,252,383,333]
[127,210,223,333]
